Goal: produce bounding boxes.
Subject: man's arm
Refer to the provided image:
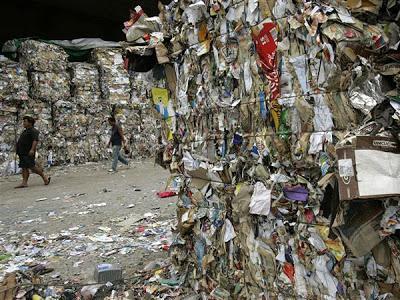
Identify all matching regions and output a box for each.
[118,126,126,146]
[29,131,39,156]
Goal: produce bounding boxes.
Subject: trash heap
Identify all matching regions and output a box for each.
[123,0,400,298]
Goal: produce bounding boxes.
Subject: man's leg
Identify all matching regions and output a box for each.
[111,145,120,171]
[118,152,129,165]
[15,168,29,188]
[30,165,50,185]
[15,155,29,188]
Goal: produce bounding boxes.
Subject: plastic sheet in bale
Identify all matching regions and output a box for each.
[19,40,68,72]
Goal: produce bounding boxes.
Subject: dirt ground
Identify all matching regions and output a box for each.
[0,160,176,284]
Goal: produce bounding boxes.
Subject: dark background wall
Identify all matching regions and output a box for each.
[0,0,168,52]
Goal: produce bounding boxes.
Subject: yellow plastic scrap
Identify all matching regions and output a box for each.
[270,99,281,130]
[154,269,163,276]
[317,225,346,261]
[234,183,242,196]
[325,239,346,262]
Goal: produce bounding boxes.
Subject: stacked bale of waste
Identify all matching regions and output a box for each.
[69,62,101,107]
[0,39,165,174]
[66,62,107,163]
[91,48,131,105]
[113,103,159,159]
[0,58,30,175]
[0,111,19,176]
[130,69,156,104]
[123,68,166,158]
[52,99,90,164]
[20,40,70,103]
[0,58,29,102]
[19,40,70,164]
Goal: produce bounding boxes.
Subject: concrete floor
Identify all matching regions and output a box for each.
[0,160,176,284]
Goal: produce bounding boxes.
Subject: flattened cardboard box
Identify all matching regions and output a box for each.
[336,136,400,201]
[335,201,384,257]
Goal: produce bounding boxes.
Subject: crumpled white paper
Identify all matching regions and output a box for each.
[223,219,237,242]
[249,182,271,216]
[313,255,338,299]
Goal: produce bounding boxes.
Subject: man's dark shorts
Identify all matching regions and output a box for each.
[18,155,35,169]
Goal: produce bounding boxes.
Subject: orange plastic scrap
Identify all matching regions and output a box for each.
[283,262,295,283]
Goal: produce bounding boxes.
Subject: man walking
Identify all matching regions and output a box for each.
[107,117,129,172]
[15,116,50,188]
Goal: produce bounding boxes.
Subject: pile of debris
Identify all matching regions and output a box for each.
[121,0,400,298]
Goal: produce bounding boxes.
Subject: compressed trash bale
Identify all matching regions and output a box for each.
[30,71,70,102]
[0,59,29,101]
[69,62,101,107]
[91,48,131,104]
[112,103,159,159]
[0,112,19,176]
[19,40,68,72]
[130,69,161,104]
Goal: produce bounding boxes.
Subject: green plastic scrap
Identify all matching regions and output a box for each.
[278,109,290,140]
[233,283,243,295]
[210,287,231,300]
[0,253,12,261]
[158,278,180,287]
